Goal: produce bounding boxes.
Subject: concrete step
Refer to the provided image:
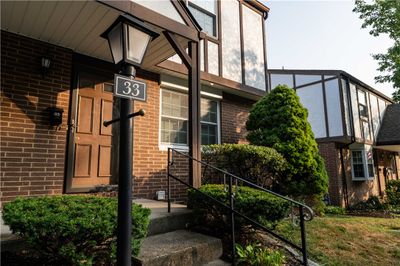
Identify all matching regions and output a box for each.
[203,259,231,266]
[134,199,192,236]
[133,230,223,266]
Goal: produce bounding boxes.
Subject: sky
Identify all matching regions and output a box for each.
[263,0,394,98]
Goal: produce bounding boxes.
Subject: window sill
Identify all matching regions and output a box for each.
[159,143,189,152]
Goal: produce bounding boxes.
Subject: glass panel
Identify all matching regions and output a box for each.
[363,121,371,141]
[378,98,386,121]
[350,83,361,138]
[221,0,241,83]
[341,79,351,136]
[352,150,365,178]
[108,23,123,64]
[242,5,265,90]
[133,0,186,24]
[270,74,293,89]
[103,83,113,93]
[369,94,380,138]
[162,90,188,119]
[325,79,343,137]
[357,90,367,105]
[207,41,219,75]
[201,123,217,145]
[127,25,151,64]
[295,75,322,87]
[161,117,188,144]
[201,98,217,123]
[296,83,326,138]
[188,3,216,36]
[189,0,215,13]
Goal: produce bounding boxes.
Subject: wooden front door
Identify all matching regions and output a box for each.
[66,71,118,192]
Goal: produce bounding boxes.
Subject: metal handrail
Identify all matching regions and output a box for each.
[167,148,312,266]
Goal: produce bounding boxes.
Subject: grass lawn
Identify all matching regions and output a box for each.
[274,214,400,266]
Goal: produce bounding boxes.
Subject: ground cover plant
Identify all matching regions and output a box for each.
[2,195,151,265]
[274,214,400,265]
[236,243,286,266]
[246,85,328,199]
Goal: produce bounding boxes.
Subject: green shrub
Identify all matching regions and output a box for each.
[324,205,346,215]
[350,196,387,211]
[2,195,151,265]
[246,85,328,198]
[386,180,400,207]
[236,243,286,266]
[188,184,291,235]
[202,144,287,190]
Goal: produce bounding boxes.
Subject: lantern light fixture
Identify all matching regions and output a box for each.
[101,14,159,71]
[41,56,51,78]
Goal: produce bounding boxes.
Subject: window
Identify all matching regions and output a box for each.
[188,1,217,37]
[358,90,368,118]
[351,146,375,180]
[160,90,219,147]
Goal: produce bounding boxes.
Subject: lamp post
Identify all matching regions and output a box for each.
[102,15,158,266]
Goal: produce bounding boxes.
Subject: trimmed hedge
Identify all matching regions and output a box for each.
[188,184,291,234]
[202,144,287,190]
[2,195,151,265]
[386,180,400,207]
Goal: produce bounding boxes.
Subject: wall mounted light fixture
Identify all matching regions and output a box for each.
[41,56,51,78]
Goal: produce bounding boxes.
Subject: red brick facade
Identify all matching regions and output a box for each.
[1,31,72,205]
[0,31,258,205]
[220,93,254,144]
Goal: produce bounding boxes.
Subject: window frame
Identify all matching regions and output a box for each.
[187,1,217,38]
[159,88,221,150]
[351,147,375,181]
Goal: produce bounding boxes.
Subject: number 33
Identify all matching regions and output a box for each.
[123,81,140,96]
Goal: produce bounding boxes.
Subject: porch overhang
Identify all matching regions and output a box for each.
[1,0,203,187]
[1,0,196,73]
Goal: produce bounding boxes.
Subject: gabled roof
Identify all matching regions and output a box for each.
[376,104,400,146]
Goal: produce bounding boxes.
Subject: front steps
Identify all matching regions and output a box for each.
[133,230,223,266]
[1,199,227,265]
[134,199,226,266]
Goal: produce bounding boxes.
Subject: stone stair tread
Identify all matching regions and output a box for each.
[135,230,223,266]
[203,259,231,266]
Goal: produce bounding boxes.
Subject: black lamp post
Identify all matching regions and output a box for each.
[102,15,158,266]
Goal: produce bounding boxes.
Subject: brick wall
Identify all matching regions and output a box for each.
[220,92,254,144]
[317,142,344,206]
[1,31,73,205]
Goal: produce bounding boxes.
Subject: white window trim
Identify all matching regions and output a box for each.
[351,149,375,181]
[159,88,221,151]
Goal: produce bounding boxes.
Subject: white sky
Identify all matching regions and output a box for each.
[263,0,394,97]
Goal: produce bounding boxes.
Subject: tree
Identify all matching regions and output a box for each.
[353,0,400,103]
[246,85,328,198]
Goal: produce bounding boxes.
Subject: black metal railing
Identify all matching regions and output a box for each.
[167,148,314,266]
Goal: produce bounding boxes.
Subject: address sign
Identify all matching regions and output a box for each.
[114,74,147,102]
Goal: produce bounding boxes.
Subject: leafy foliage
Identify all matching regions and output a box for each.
[353,0,400,102]
[324,205,346,215]
[187,184,291,235]
[349,195,387,211]
[202,144,287,189]
[246,85,328,198]
[2,196,151,265]
[386,180,400,207]
[236,243,286,266]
